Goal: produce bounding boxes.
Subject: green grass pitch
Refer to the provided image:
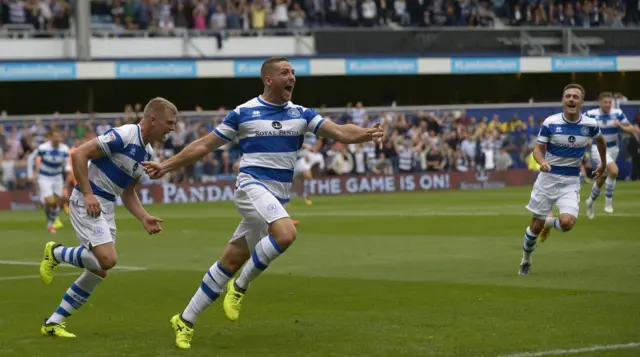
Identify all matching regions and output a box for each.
[0,183,639,357]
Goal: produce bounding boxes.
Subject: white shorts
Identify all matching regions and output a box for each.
[229,182,290,251]
[294,158,312,176]
[38,176,64,198]
[68,190,117,249]
[525,175,581,219]
[590,146,618,168]
[307,152,325,170]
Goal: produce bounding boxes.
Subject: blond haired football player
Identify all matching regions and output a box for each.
[38,98,176,338]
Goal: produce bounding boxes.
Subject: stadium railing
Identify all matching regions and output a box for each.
[0,25,313,38]
[2,26,639,45]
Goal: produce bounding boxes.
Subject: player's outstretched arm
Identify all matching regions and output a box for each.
[143,132,227,179]
[121,180,163,235]
[618,122,640,135]
[316,120,384,145]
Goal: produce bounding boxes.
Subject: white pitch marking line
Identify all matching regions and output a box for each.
[2,210,639,223]
[497,342,640,357]
[0,268,146,282]
[0,260,147,271]
[0,272,79,281]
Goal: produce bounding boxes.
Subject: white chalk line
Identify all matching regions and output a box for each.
[285,211,640,218]
[2,206,640,223]
[63,210,640,219]
[497,342,640,357]
[0,269,145,282]
[0,260,147,271]
[0,260,147,282]
[0,272,80,281]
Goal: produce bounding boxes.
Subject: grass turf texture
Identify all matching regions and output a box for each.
[0,184,639,357]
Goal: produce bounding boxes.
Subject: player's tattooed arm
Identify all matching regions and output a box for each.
[143,132,227,179]
[317,119,385,144]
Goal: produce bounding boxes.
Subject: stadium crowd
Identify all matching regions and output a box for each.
[1,0,638,34]
[6,101,639,192]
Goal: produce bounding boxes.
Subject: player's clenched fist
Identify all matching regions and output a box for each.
[367,123,385,144]
[539,161,551,173]
[142,161,165,179]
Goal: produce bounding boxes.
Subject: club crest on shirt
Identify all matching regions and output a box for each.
[580,126,590,136]
[287,108,301,118]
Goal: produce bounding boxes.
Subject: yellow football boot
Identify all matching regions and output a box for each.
[53,217,64,230]
[40,241,60,284]
[41,321,76,338]
[170,314,194,349]
[538,214,553,243]
[223,279,245,322]
[538,227,551,243]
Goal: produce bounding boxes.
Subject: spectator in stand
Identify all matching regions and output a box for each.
[192,1,207,30]
[393,0,410,25]
[6,126,23,160]
[425,145,445,172]
[95,119,112,136]
[51,0,70,30]
[360,0,377,26]
[3,0,640,33]
[495,147,513,171]
[0,124,6,157]
[210,4,226,29]
[2,0,27,26]
[452,149,471,172]
[350,101,367,126]
[1,151,17,190]
[272,0,290,28]
[250,0,267,34]
[1,98,637,189]
[0,0,72,32]
[288,2,305,29]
